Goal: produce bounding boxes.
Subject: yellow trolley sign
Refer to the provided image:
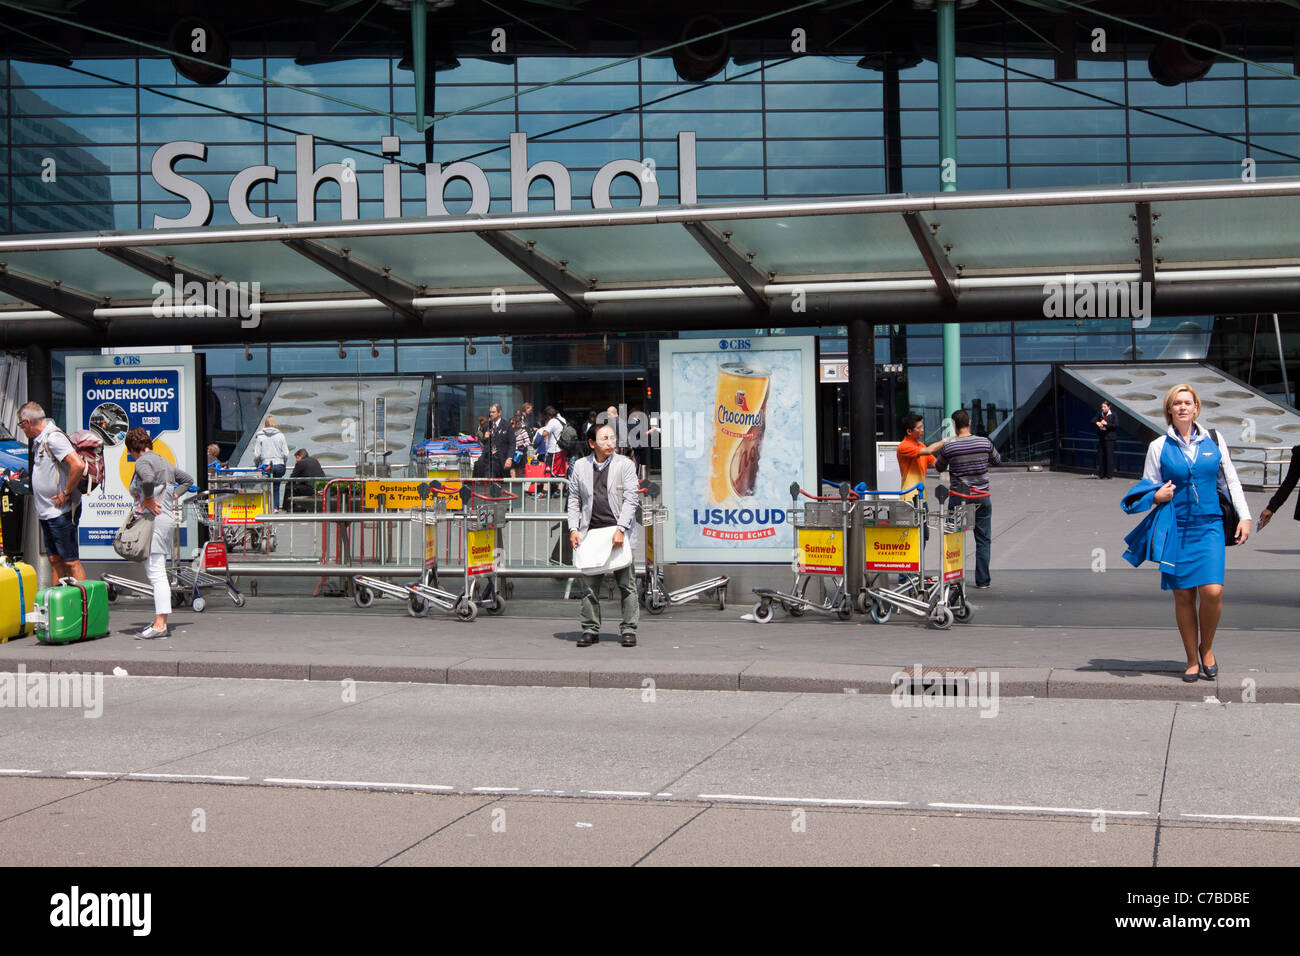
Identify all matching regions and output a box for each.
[466,528,496,576]
[942,531,964,582]
[864,526,921,572]
[796,528,843,575]
[210,493,266,526]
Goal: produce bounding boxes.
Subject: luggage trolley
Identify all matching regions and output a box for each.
[751,481,857,624]
[353,488,447,614]
[858,482,981,630]
[103,488,246,612]
[638,481,728,614]
[933,484,988,624]
[209,464,277,553]
[404,483,510,622]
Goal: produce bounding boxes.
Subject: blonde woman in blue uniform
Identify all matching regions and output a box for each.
[1143,384,1251,682]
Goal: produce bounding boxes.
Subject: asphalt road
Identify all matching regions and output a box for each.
[2,676,1297,866]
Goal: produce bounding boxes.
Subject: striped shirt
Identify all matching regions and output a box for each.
[934,434,1001,491]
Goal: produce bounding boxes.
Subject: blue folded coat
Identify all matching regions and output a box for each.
[1122,478,1178,571]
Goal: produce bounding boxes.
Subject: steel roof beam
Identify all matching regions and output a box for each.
[0,266,101,329]
[682,221,769,312]
[1134,201,1157,290]
[282,237,422,321]
[902,210,958,305]
[99,244,222,289]
[11,278,1300,348]
[476,229,592,318]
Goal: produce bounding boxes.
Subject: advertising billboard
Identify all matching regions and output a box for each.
[64,354,199,560]
[659,336,818,563]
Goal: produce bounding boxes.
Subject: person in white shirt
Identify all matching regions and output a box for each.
[18,402,87,582]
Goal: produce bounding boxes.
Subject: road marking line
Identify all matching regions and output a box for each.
[0,769,40,775]
[581,790,653,797]
[472,787,521,793]
[126,773,249,782]
[1182,813,1300,824]
[65,771,122,777]
[699,793,909,807]
[263,777,454,791]
[929,802,1150,817]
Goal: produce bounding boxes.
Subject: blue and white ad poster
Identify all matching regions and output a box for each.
[659,336,818,563]
[64,353,199,560]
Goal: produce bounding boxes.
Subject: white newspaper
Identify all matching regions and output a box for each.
[573,525,632,574]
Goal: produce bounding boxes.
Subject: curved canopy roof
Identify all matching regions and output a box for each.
[3,177,1300,347]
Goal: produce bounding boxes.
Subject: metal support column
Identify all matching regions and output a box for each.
[938,0,961,434]
[23,343,52,588]
[412,0,428,131]
[847,318,876,601]
[25,343,51,416]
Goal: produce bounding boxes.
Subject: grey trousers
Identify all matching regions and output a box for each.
[579,563,639,635]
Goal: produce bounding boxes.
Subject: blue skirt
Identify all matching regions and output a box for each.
[1161,515,1225,590]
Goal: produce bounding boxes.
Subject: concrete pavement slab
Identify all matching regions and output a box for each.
[386,797,701,866]
[1219,671,1300,704]
[665,695,1175,815]
[0,778,491,866]
[0,775,107,819]
[0,677,388,775]
[177,655,312,680]
[588,659,750,691]
[1047,668,1217,700]
[112,682,797,796]
[738,661,902,694]
[1154,823,1300,866]
[447,658,593,688]
[307,656,466,684]
[639,805,1157,866]
[1159,701,1300,822]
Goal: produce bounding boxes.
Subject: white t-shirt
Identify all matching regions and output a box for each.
[31,421,77,520]
[542,416,564,455]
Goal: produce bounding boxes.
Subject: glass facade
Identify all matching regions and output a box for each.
[3,26,1298,469]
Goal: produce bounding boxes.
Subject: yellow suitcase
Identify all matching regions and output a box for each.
[0,559,38,643]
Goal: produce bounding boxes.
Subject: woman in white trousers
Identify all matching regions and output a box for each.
[125,428,195,639]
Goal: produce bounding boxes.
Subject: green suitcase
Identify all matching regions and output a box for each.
[34,580,110,645]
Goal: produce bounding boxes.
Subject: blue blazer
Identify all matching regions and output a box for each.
[1122,479,1179,571]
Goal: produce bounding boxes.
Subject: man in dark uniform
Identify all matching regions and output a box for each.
[486,403,513,481]
[1093,400,1118,479]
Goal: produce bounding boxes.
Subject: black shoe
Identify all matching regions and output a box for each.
[973,582,991,590]
[1199,655,1218,680]
[577,633,599,647]
[1088,474,1101,479]
[621,633,637,647]
[1182,669,1200,683]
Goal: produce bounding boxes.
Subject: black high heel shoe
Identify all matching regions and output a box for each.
[1182,667,1200,683]
[1199,653,1218,680]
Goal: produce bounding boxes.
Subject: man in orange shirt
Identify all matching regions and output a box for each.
[894,414,946,580]
[897,413,943,501]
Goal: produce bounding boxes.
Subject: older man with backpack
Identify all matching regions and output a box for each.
[18,402,96,582]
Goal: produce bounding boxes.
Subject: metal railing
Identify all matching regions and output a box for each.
[208,473,592,585]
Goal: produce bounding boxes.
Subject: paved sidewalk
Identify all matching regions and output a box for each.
[2,471,1296,701]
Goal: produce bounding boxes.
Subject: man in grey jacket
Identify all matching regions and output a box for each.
[567,423,640,647]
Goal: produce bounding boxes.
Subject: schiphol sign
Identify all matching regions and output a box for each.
[151,131,700,228]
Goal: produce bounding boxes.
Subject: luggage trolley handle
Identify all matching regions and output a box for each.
[853,481,925,500]
[941,484,988,529]
[793,481,860,502]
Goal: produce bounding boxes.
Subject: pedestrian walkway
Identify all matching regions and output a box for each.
[2,471,1295,701]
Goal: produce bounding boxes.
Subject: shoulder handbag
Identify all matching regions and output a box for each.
[1209,430,1241,547]
[113,510,154,561]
